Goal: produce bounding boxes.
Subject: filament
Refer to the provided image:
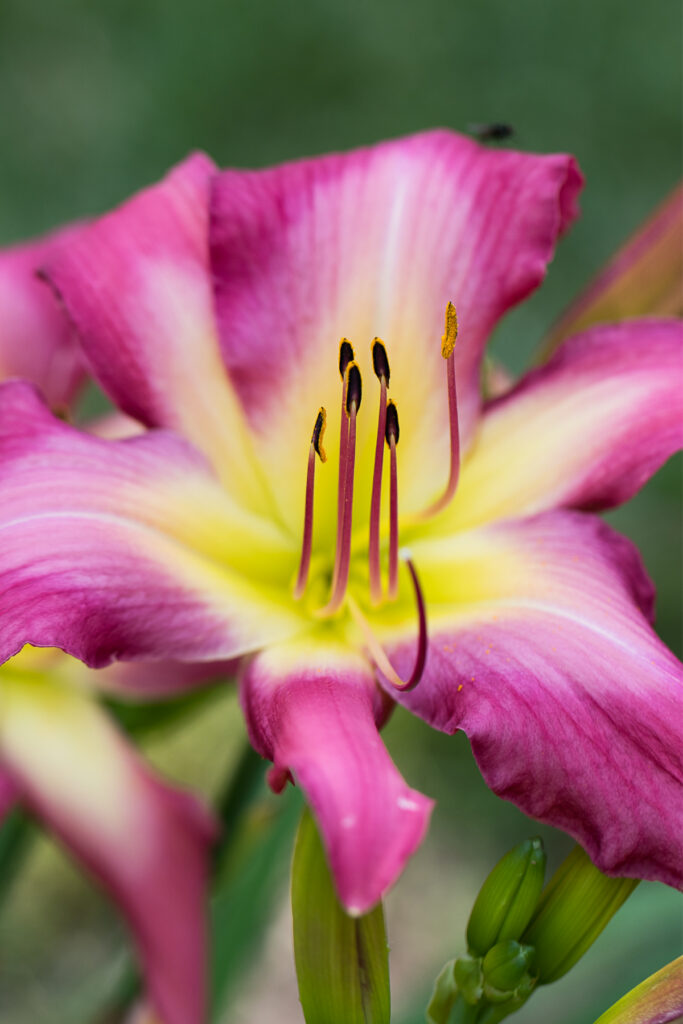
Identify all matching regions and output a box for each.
[321,362,361,615]
[388,429,399,599]
[385,399,400,600]
[331,340,354,592]
[293,408,326,599]
[368,338,390,604]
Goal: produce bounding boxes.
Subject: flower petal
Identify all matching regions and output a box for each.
[241,637,433,914]
[381,511,683,888]
[210,130,582,529]
[41,153,271,509]
[0,381,305,669]
[435,319,683,532]
[0,227,85,409]
[544,183,683,352]
[0,667,215,1024]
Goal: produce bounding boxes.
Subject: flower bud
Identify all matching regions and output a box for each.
[476,975,537,1024]
[453,953,484,1005]
[523,845,639,983]
[426,960,458,1024]
[467,837,546,956]
[482,939,536,999]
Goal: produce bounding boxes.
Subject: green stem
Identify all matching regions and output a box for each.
[212,742,265,873]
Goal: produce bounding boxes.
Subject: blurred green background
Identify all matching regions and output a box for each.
[0,1,680,1022]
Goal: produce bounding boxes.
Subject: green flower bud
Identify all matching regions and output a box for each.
[426,960,458,1024]
[482,939,536,999]
[453,953,484,1005]
[523,845,639,983]
[467,837,547,955]
[476,974,537,1024]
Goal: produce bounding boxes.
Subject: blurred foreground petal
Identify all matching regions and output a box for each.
[592,955,683,1024]
[0,666,215,1024]
[544,183,683,352]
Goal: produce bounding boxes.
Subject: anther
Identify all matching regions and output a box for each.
[339,338,355,378]
[368,341,390,604]
[311,407,327,463]
[345,361,362,415]
[441,300,458,358]
[348,556,428,692]
[293,408,327,600]
[419,301,461,518]
[322,362,362,615]
[371,337,390,385]
[385,400,400,599]
[385,399,399,445]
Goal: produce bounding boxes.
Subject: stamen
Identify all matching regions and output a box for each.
[385,400,400,599]
[331,339,355,592]
[368,338,390,604]
[348,556,428,692]
[419,301,461,519]
[322,361,362,615]
[293,408,327,600]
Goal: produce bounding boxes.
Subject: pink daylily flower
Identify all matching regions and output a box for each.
[1,131,681,918]
[0,239,216,1024]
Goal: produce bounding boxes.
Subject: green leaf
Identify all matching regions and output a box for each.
[292,808,391,1024]
[210,752,303,1019]
[104,677,226,738]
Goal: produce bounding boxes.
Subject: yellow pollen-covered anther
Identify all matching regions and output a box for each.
[441,300,458,358]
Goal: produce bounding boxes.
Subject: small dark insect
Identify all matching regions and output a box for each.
[468,122,515,142]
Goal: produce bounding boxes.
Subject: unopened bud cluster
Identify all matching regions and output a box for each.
[428,840,638,1024]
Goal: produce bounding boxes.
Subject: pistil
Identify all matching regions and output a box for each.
[368,338,390,604]
[348,555,428,692]
[293,408,327,599]
[419,301,461,518]
[321,361,362,615]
